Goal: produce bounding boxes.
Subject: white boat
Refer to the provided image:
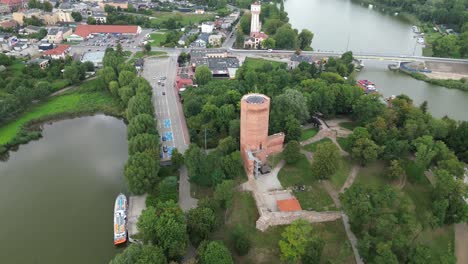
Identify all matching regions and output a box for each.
[114,193,127,245]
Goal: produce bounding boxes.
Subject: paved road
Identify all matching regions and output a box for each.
[178,166,198,212]
[141,54,189,160]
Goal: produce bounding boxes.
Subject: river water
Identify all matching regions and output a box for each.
[0,115,128,263]
[285,0,468,121]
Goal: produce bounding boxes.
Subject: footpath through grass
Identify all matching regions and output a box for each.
[0,83,123,145]
[150,12,215,29]
[303,137,332,152]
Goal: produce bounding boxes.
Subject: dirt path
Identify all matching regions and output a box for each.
[340,165,360,193]
[455,223,468,264]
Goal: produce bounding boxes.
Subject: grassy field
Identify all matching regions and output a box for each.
[303,137,332,153]
[278,154,335,211]
[300,127,318,141]
[134,50,167,59]
[212,191,352,264]
[149,32,168,46]
[336,137,351,153]
[338,121,358,130]
[330,156,354,190]
[354,161,389,188]
[150,12,215,29]
[0,84,122,145]
[243,57,287,70]
[51,79,71,91]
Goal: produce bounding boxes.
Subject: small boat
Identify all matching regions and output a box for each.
[114,193,127,245]
[357,80,378,94]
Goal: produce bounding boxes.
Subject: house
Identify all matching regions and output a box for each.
[189,49,240,79]
[176,74,193,89]
[289,54,314,69]
[0,19,17,29]
[47,27,73,44]
[43,44,70,59]
[38,42,53,50]
[24,25,42,34]
[191,33,209,48]
[0,4,10,14]
[208,34,222,47]
[28,58,49,69]
[177,34,187,46]
[56,9,74,23]
[42,12,59,25]
[92,12,107,24]
[98,0,128,9]
[81,51,105,68]
[201,22,214,33]
[187,28,199,36]
[194,6,204,14]
[244,31,268,49]
[243,37,255,49]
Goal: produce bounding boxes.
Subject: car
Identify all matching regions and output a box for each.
[162,136,167,141]
[162,92,165,95]
[268,49,273,52]
[163,145,168,153]
[161,83,165,87]
[88,49,91,51]
[160,77,166,80]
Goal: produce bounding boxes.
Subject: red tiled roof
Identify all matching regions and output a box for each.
[74,25,139,38]
[176,76,193,89]
[250,31,268,39]
[44,45,70,55]
[277,198,302,212]
[0,20,17,29]
[0,0,22,5]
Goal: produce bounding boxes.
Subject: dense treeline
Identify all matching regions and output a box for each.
[0,54,94,127]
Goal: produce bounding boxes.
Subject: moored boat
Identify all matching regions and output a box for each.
[357,80,378,94]
[114,193,127,245]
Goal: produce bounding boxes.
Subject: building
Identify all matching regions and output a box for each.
[12,9,42,25]
[208,34,222,47]
[0,0,24,11]
[24,25,42,34]
[43,44,70,59]
[92,12,107,24]
[98,0,128,9]
[250,2,261,34]
[71,25,142,40]
[56,9,74,23]
[47,27,72,44]
[191,33,209,48]
[194,6,204,14]
[178,34,187,46]
[201,22,214,33]
[28,58,49,69]
[81,51,105,68]
[176,74,193,90]
[240,94,284,177]
[0,19,17,29]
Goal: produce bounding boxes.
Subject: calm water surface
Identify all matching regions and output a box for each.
[0,115,127,263]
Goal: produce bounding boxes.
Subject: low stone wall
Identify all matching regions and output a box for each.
[256,210,342,231]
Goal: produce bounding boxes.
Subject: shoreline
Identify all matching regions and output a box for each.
[0,111,126,160]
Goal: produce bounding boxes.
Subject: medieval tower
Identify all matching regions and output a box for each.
[250,2,262,34]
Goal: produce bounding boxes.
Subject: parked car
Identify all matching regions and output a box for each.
[162,136,167,141]
[163,145,168,153]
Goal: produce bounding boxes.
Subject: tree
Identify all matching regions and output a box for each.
[239,13,251,34]
[431,169,468,225]
[433,35,459,57]
[352,94,385,125]
[63,64,81,84]
[170,148,184,170]
[221,151,243,179]
[124,151,159,194]
[119,70,137,87]
[213,180,235,209]
[144,43,151,54]
[230,225,250,256]
[127,113,157,139]
[387,160,405,180]
[137,201,187,260]
[126,94,154,120]
[118,85,135,105]
[284,117,302,142]
[301,236,324,264]
[311,142,340,179]
[187,207,217,246]
[157,176,178,202]
[87,16,96,25]
[128,133,159,156]
[351,138,381,166]
[195,65,212,85]
[271,89,310,130]
[298,29,314,50]
[110,244,167,264]
[198,241,233,264]
[274,24,298,49]
[99,66,117,86]
[71,11,83,22]
[43,1,52,11]
[413,135,437,170]
[279,219,314,263]
[283,140,301,164]
[262,38,276,49]
[264,18,285,35]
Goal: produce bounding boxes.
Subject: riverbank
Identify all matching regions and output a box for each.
[400,70,468,92]
[0,79,124,155]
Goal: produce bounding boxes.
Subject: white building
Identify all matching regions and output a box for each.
[201,22,214,34]
[250,2,261,34]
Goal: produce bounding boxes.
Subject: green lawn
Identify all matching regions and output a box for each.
[134,50,167,58]
[278,154,335,211]
[416,225,455,260]
[0,88,122,145]
[303,137,332,153]
[300,127,318,141]
[149,32,167,46]
[354,161,389,188]
[330,156,354,190]
[243,57,287,70]
[51,79,71,91]
[267,152,282,168]
[314,221,356,264]
[336,137,351,153]
[338,121,358,130]
[278,154,315,186]
[150,12,215,29]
